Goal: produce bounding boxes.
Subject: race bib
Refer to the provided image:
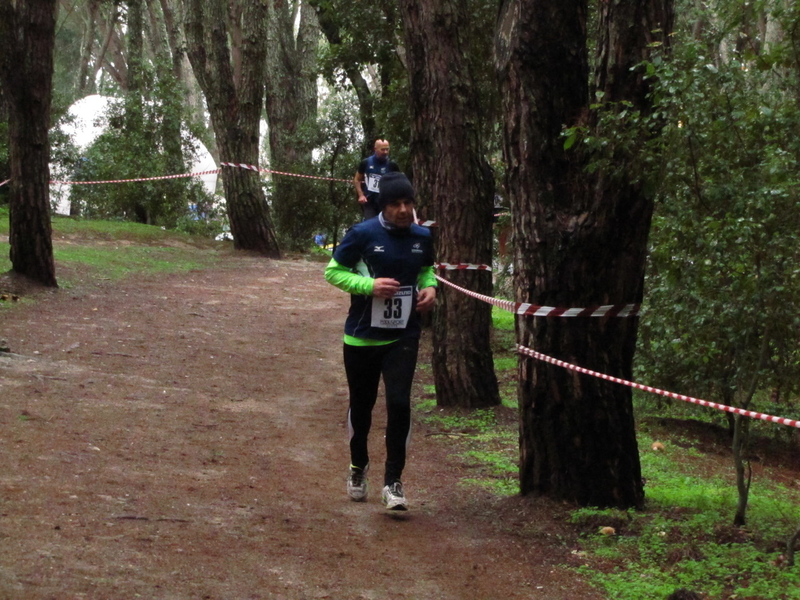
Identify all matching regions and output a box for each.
[371,286,413,329]
[365,173,381,193]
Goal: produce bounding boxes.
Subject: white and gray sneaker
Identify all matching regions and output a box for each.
[381,481,408,511]
[347,464,369,502]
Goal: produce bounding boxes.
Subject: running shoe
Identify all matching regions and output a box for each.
[381,481,408,511]
[347,464,369,502]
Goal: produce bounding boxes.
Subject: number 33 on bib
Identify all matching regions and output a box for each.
[371,286,413,329]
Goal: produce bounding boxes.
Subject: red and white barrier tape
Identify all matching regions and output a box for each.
[0,179,9,188]
[50,169,222,185]
[220,162,351,183]
[517,344,800,429]
[434,274,639,317]
[437,260,800,430]
[437,262,492,271]
[32,162,350,186]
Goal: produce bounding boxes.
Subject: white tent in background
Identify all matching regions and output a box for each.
[51,94,218,215]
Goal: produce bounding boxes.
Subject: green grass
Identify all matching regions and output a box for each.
[0,210,224,287]
[54,245,213,280]
[416,378,519,496]
[492,305,515,330]
[419,301,800,599]
[493,355,516,371]
[567,430,800,599]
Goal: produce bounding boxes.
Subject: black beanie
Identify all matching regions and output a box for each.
[378,172,415,211]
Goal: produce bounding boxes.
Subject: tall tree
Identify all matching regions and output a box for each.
[310,0,410,166]
[0,80,9,187]
[312,0,377,152]
[184,0,281,256]
[263,0,320,250]
[495,0,672,508]
[398,0,499,408]
[0,0,58,287]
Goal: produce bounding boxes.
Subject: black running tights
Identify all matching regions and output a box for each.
[343,338,419,486]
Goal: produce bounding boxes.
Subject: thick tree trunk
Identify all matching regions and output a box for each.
[400,0,500,408]
[184,0,280,257]
[496,0,671,508]
[0,0,58,287]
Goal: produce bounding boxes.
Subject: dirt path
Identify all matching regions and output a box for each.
[1,255,603,599]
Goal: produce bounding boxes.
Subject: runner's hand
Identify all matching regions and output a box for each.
[358,195,367,204]
[416,287,436,312]
[372,278,400,299]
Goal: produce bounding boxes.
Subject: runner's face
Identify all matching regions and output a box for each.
[383,198,415,228]
[374,141,390,161]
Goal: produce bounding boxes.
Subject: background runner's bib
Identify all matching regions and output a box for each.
[371,286,413,329]
[365,173,381,193]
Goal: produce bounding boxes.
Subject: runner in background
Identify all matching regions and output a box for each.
[325,172,437,511]
[353,139,400,220]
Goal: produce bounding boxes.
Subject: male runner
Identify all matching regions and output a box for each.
[353,139,399,220]
[325,172,436,510]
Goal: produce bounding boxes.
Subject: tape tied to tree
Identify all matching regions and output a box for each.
[516,344,800,430]
[434,274,639,317]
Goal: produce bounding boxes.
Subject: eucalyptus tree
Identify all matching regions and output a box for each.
[398,0,500,408]
[184,0,280,256]
[495,0,673,508]
[64,0,215,159]
[66,0,206,225]
[0,0,58,287]
[311,0,405,159]
[312,90,362,247]
[636,0,800,525]
[0,82,8,189]
[263,0,321,251]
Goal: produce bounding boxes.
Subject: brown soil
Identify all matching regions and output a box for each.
[0,253,605,600]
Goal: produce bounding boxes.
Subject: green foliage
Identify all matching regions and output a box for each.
[68,80,214,230]
[314,0,410,158]
[264,87,364,251]
[304,89,363,247]
[635,30,800,412]
[49,111,82,212]
[51,8,85,118]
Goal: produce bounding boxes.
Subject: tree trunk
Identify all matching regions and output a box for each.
[399,0,500,408]
[145,0,189,214]
[263,0,320,250]
[0,0,58,287]
[732,414,751,526]
[184,0,280,257]
[78,0,100,93]
[496,0,672,508]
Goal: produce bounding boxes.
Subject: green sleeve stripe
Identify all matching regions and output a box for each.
[343,334,396,346]
[325,258,375,296]
[417,265,437,290]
